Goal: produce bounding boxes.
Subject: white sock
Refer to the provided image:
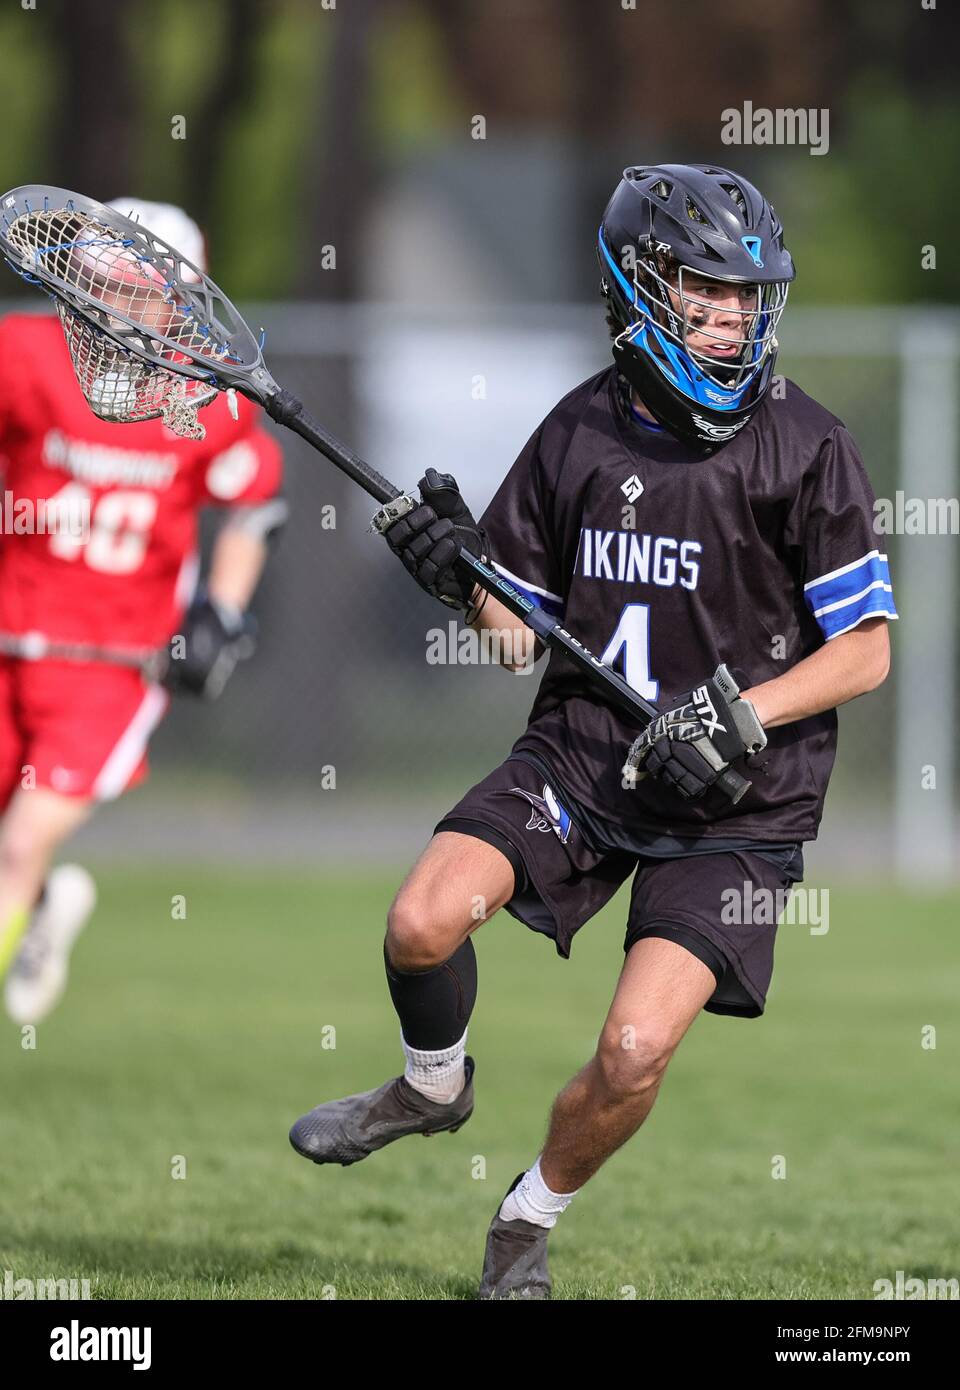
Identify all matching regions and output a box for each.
[402,1028,467,1104]
[499,1155,579,1229]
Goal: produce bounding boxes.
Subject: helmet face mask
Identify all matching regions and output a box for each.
[598,164,795,452]
[621,252,789,394]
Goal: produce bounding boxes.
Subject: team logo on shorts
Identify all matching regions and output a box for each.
[509,782,572,844]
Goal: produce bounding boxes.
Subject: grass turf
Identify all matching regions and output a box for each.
[0,868,956,1300]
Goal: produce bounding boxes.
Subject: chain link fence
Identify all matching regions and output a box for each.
[5,300,948,877]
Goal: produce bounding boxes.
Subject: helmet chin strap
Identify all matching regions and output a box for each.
[611,339,734,456]
[690,352,742,389]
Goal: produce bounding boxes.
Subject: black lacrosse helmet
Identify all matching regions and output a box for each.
[598,164,795,452]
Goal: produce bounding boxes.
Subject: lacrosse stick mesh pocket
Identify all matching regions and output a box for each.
[4,206,225,439]
[57,302,215,439]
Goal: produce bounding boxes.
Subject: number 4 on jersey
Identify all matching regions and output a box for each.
[601,603,659,701]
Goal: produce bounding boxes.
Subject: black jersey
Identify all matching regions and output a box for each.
[479,366,897,843]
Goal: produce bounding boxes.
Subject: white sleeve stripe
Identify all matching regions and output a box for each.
[804,550,888,593]
[824,611,899,641]
[491,561,563,605]
[812,580,895,618]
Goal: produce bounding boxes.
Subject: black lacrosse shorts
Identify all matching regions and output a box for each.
[436,756,803,1018]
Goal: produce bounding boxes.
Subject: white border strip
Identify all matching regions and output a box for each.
[824,609,899,642]
[813,580,895,618]
[92,685,169,801]
[491,561,563,606]
[804,549,888,593]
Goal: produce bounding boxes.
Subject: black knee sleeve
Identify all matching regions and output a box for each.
[384,936,478,1051]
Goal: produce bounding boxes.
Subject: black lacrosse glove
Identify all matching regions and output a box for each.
[622,664,766,801]
[383,469,487,609]
[163,594,257,700]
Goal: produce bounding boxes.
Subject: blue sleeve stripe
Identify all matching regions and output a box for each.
[491,562,564,617]
[804,551,891,608]
[811,578,894,619]
[819,592,899,640]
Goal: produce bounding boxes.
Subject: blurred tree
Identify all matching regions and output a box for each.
[0,0,955,306]
[299,0,376,299]
[178,0,266,234]
[48,0,136,199]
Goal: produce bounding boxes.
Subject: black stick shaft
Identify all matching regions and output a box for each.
[267,388,400,505]
[454,549,659,718]
[264,390,751,805]
[452,551,750,804]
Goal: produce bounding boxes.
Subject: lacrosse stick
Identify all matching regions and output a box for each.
[0,185,751,804]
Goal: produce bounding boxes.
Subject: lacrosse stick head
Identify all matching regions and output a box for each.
[0,185,280,439]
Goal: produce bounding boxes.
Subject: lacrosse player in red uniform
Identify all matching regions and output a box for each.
[0,199,286,1024]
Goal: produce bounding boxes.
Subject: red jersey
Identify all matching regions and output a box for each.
[0,313,282,649]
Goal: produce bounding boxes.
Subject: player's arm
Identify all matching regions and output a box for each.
[624,620,892,801]
[165,499,288,700]
[166,409,287,699]
[742,616,890,727]
[464,589,537,673]
[626,425,899,802]
[624,619,893,801]
[750,427,897,729]
[206,499,288,614]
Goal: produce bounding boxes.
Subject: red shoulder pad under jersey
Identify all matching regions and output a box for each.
[193,392,283,506]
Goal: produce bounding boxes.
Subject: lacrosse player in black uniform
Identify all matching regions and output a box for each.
[290,165,896,1298]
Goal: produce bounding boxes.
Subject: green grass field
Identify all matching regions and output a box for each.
[1,868,956,1300]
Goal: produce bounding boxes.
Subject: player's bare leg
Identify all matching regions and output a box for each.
[387,829,516,968]
[0,789,97,1022]
[0,789,93,975]
[289,830,515,1164]
[479,938,716,1298]
[540,937,717,1190]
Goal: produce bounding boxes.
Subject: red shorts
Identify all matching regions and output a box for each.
[0,656,169,809]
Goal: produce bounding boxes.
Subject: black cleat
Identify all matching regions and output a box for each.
[477,1172,552,1300]
[289,1056,475,1167]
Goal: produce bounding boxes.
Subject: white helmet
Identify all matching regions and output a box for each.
[106,198,206,282]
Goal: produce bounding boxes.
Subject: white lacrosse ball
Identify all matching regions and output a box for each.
[88,369,137,415]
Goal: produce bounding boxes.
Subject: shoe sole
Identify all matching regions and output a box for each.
[421,1110,472,1138]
